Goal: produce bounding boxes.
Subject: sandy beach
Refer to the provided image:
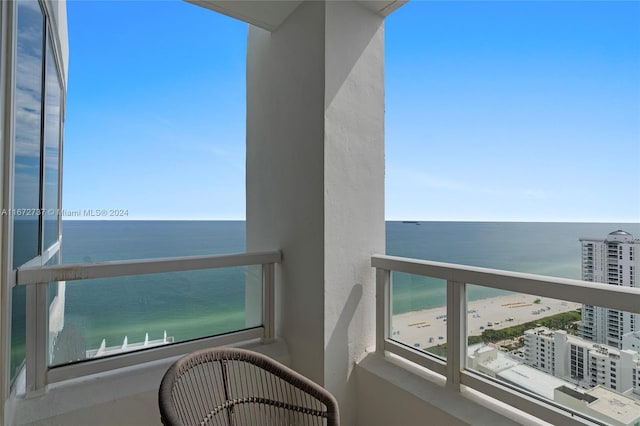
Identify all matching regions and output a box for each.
[391,293,580,349]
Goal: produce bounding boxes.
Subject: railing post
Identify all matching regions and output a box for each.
[376,268,391,354]
[25,282,48,393]
[262,262,275,343]
[446,280,466,390]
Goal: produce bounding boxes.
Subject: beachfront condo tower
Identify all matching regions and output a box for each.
[579,230,640,348]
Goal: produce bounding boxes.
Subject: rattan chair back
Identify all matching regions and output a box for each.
[159,347,339,426]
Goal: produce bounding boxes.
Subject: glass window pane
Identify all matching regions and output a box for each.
[391,271,447,358]
[50,265,261,366]
[11,0,44,384]
[463,286,640,425]
[13,0,44,268]
[43,34,61,250]
[10,285,26,382]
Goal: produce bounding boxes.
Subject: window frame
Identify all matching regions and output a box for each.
[3,0,65,397]
[373,254,640,426]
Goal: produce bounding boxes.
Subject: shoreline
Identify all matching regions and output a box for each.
[391,293,580,349]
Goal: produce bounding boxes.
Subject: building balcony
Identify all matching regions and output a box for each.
[577,325,594,334]
[366,255,640,426]
[6,252,640,426]
[3,1,640,426]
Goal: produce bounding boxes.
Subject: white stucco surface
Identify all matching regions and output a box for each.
[247,0,327,387]
[187,0,304,31]
[247,2,385,424]
[44,0,69,82]
[323,2,385,424]
[356,354,546,426]
[12,340,290,425]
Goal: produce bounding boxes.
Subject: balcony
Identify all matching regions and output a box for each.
[372,254,640,426]
[9,251,640,426]
[3,0,640,426]
[13,251,281,394]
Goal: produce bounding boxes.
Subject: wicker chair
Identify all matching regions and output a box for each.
[159,347,340,426]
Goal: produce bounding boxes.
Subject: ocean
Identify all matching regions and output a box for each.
[56,220,639,363]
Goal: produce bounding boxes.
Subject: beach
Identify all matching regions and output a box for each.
[391,293,581,349]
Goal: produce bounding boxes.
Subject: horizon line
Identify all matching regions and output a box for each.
[60,218,640,224]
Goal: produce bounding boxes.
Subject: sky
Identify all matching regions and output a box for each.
[63,1,640,222]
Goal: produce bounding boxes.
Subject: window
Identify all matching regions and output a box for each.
[11,0,45,384]
[13,0,44,269]
[43,35,62,249]
[10,0,63,384]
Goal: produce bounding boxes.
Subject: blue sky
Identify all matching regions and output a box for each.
[63,1,640,222]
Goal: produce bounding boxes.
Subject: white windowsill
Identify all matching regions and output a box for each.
[11,339,290,425]
[356,351,552,426]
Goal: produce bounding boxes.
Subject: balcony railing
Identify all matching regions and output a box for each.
[372,254,640,426]
[15,250,281,393]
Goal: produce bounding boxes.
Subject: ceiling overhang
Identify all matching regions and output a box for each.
[187,0,407,31]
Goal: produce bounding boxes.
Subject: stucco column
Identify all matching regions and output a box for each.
[246,2,384,423]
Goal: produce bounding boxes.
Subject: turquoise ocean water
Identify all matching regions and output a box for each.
[58,221,639,359]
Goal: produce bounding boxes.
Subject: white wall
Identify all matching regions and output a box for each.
[323,2,384,423]
[246,0,327,385]
[356,354,532,426]
[21,391,158,426]
[44,0,69,83]
[246,2,385,424]
[12,340,290,425]
[1,2,19,422]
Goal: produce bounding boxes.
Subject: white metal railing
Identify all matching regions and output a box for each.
[15,250,281,392]
[372,254,640,426]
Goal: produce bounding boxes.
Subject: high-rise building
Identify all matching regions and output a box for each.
[523,327,640,396]
[578,231,640,348]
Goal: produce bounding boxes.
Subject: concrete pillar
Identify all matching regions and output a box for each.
[246,1,385,423]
